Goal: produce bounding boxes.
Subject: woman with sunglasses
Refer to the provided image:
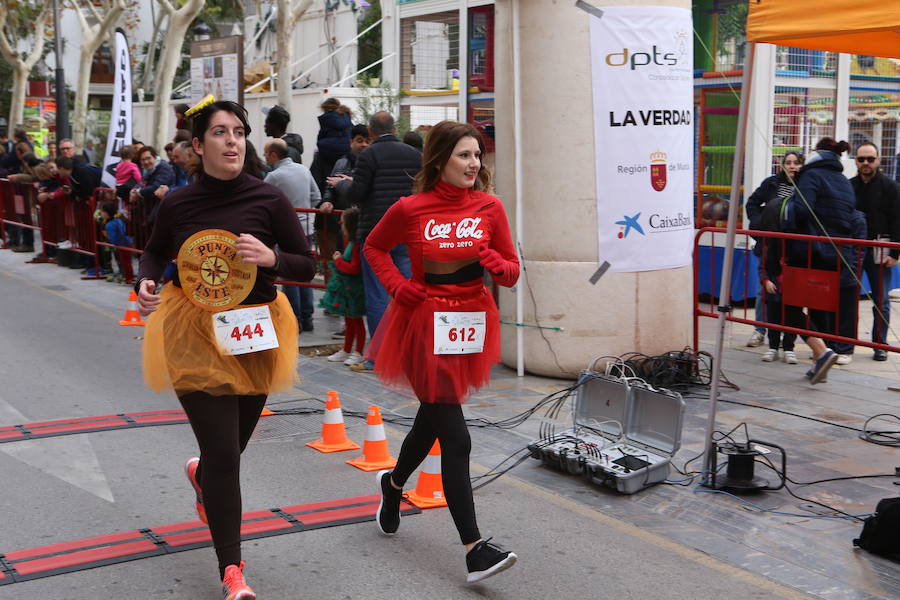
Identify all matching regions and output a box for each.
[136,99,316,600]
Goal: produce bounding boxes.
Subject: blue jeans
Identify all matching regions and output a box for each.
[282,284,314,320]
[863,249,893,345]
[361,241,411,336]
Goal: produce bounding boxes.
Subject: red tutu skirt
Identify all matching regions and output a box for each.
[367,286,499,404]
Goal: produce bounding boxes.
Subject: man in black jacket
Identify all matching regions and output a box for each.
[851,142,900,361]
[263,105,304,164]
[347,112,421,368]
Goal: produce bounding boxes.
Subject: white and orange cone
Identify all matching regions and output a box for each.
[306,391,360,453]
[404,440,447,509]
[346,405,397,471]
[118,290,146,326]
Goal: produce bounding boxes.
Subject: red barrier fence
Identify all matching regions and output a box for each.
[1,179,342,290]
[694,227,900,355]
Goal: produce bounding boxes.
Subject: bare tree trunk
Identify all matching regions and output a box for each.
[153,0,205,150]
[9,65,30,129]
[275,0,313,110]
[69,0,126,146]
[0,1,52,129]
[141,10,166,95]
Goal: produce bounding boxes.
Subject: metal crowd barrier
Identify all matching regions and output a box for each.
[694,227,900,355]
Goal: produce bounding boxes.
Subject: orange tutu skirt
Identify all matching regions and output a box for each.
[143,285,299,396]
[367,286,499,404]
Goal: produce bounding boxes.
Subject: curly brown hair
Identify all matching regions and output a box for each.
[412,121,491,194]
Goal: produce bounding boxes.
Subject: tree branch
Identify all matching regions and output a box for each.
[155,0,176,16]
[0,4,18,65]
[68,0,91,34]
[85,0,103,24]
[290,0,313,29]
[23,1,52,70]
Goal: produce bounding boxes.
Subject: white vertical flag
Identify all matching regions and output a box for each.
[101,29,133,188]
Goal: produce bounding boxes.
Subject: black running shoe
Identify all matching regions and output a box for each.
[375,470,402,535]
[466,538,517,583]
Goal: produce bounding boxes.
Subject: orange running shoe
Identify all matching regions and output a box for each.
[183,457,207,524]
[222,561,256,600]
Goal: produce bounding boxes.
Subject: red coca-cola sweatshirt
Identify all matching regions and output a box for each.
[363,179,519,298]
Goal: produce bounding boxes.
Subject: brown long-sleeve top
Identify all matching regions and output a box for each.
[137,171,317,305]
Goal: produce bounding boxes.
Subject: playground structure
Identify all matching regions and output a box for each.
[693,3,900,230]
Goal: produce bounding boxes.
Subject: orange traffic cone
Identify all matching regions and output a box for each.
[346,406,397,471]
[260,407,275,416]
[306,391,360,453]
[118,290,146,326]
[404,441,447,509]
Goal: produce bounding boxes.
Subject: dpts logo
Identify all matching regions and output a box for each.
[605,46,678,70]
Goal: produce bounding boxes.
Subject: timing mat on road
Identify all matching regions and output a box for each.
[0,410,192,443]
[0,493,420,585]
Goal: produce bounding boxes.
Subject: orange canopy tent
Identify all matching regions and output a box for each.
[704,1,900,481]
[746,0,900,59]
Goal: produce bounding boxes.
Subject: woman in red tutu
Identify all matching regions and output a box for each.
[365,120,520,582]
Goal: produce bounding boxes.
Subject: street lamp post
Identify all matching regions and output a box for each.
[53,0,70,141]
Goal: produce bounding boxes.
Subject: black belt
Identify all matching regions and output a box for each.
[424,261,484,285]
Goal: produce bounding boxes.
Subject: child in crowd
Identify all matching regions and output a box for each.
[100,201,135,284]
[319,207,366,366]
[115,145,142,206]
[311,97,352,192]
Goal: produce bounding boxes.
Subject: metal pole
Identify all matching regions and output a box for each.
[53,0,70,141]
[513,0,525,377]
[702,41,756,480]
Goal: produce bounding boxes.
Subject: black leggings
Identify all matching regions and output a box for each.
[390,403,480,545]
[178,391,267,577]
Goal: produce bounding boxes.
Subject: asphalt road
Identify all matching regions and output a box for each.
[0,261,815,600]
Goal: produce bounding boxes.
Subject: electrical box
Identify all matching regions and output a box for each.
[529,371,685,494]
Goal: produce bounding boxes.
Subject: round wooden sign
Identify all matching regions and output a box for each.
[177,229,257,311]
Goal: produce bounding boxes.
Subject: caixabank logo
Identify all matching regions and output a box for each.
[615,213,644,239]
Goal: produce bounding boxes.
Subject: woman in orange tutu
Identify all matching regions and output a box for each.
[136,99,315,600]
[365,120,519,583]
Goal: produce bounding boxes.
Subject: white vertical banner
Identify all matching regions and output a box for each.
[101,29,132,188]
[590,7,694,272]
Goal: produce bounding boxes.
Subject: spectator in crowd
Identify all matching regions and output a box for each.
[115,145,142,205]
[243,140,269,179]
[319,206,366,365]
[5,152,42,253]
[166,141,189,188]
[173,129,192,144]
[57,139,79,163]
[264,137,321,332]
[317,123,371,264]
[47,141,57,161]
[100,201,134,284]
[0,130,13,154]
[174,103,190,130]
[12,127,31,150]
[346,111,422,371]
[783,137,865,382]
[56,154,103,272]
[850,142,900,361]
[129,145,175,239]
[311,97,352,193]
[0,140,28,176]
[263,105,303,164]
[753,151,804,364]
[402,130,424,152]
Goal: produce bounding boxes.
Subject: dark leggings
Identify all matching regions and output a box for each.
[390,403,480,545]
[178,391,267,578]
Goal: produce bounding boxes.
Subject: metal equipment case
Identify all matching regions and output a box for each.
[529,371,685,494]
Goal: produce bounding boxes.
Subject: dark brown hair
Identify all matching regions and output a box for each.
[814,137,851,155]
[340,206,360,244]
[189,101,252,177]
[138,145,158,159]
[321,97,351,116]
[413,121,491,194]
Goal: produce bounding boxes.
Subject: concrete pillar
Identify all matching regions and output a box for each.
[494,0,693,378]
